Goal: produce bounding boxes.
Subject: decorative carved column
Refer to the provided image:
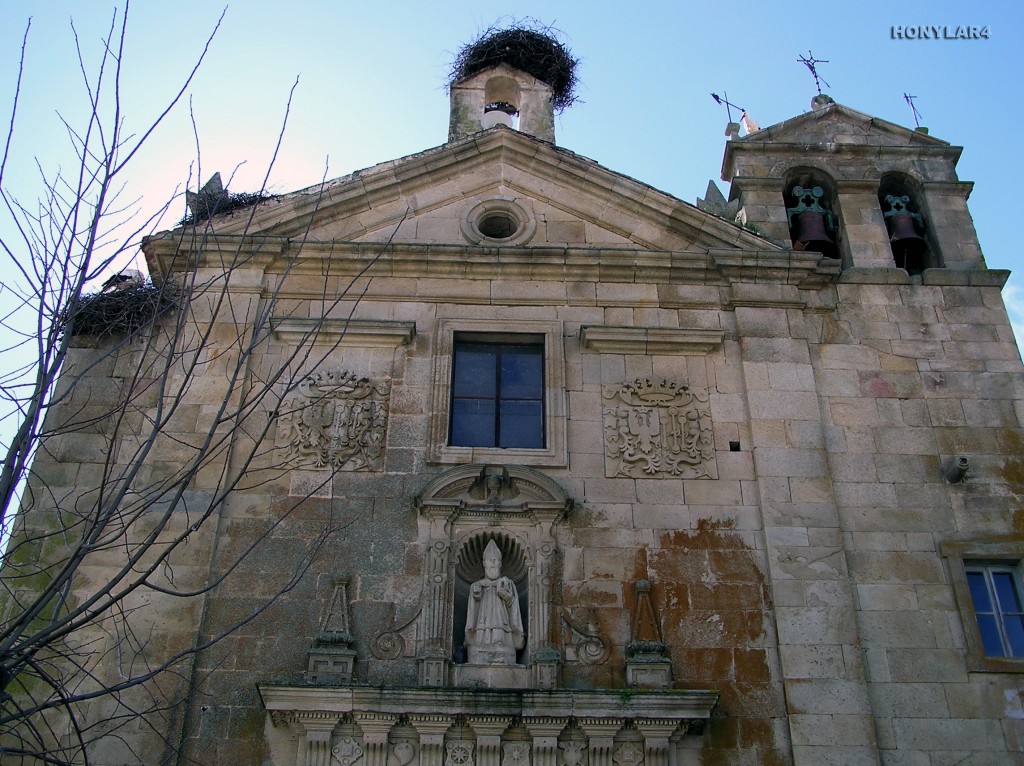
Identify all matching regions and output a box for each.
[470,716,513,766]
[419,518,453,686]
[635,720,678,766]
[529,524,561,688]
[410,714,452,766]
[524,717,568,766]
[579,720,621,766]
[354,713,397,766]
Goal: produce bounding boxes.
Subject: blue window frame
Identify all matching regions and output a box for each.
[450,336,544,449]
[965,562,1024,658]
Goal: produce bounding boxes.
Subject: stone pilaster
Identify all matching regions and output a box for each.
[579,720,621,766]
[524,717,568,766]
[295,713,340,766]
[635,720,678,766]
[470,717,514,766]
[354,713,397,766]
[410,715,452,766]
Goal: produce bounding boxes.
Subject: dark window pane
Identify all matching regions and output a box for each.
[450,338,544,449]
[968,571,992,612]
[976,614,1005,657]
[453,345,497,398]
[1006,614,1024,657]
[993,572,1023,612]
[451,400,496,447]
[500,347,544,399]
[499,401,544,448]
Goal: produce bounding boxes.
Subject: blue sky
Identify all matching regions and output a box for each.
[1,1,1022,340]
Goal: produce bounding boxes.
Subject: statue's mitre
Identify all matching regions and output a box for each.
[483,540,502,561]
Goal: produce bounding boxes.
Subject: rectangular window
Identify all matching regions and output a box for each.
[450,336,545,449]
[965,561,1024,659]
[428,319,566,466]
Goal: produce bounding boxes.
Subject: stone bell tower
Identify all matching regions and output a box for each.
[722,94,985,279]
[447,27,578,145]
[448,63,555,143]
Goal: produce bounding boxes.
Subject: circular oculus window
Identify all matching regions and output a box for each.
[461,197,536,246]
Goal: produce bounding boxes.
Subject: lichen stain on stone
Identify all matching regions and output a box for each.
[643,518,787,764]
[997,431,1024,531]
[651,520,770,631]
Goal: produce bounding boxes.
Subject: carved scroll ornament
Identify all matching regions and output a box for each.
[602,378,716,479]
[277,369,390,472]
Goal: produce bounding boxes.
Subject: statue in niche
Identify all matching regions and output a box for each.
[465,540,524,665]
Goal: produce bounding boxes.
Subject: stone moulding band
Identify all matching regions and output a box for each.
[270,318,416,348]
[260,684,719,730]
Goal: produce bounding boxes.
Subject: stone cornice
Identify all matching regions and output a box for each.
[145,237,839,291]
[151,130,780,253]
[259,684,720,723]
[723,141,963,181]
[270,318,416,348]
[580,326,724,354]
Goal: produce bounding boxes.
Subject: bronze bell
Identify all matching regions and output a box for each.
[791,211,838,259]
[787,185,838,259]
[883,195,927,274]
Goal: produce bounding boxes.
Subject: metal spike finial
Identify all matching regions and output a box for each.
[903,93,923,128]
[798,51,831,94]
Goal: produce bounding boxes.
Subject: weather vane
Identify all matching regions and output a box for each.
[903,93,923,128]
[798,51,830,94]
[710,92,744,123]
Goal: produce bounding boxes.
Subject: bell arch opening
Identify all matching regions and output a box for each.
[482,75,521,130]
[784,168,840,260]
[878,172,936,274]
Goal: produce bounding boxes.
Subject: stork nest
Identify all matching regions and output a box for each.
[66,280,178,339]
[449,22,580,112]
[180,191,273,226]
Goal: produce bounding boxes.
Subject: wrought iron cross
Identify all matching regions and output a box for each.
[904,93,923,128]
[798,51,830,94]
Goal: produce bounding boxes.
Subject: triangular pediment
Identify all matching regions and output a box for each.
[736,101,950,148]
[199,128,779,253]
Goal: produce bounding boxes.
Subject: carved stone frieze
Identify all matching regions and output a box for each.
[277,368,391,471]
[261,687,720,766]
[602,378,716,479]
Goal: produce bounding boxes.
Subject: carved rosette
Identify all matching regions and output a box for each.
[276,369,391,472]
[503,742,531,766]
[558,742,586,766]
[333,737,365,766]
[446,741,475,766]
[602,379,716,479]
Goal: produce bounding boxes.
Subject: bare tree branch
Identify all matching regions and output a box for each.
[0,5,396,763]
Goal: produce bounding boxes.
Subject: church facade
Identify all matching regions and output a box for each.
[14,48,1024,766]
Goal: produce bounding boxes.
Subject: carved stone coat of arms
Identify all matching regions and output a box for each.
[276,369,390,472]
[602,378,716,479]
